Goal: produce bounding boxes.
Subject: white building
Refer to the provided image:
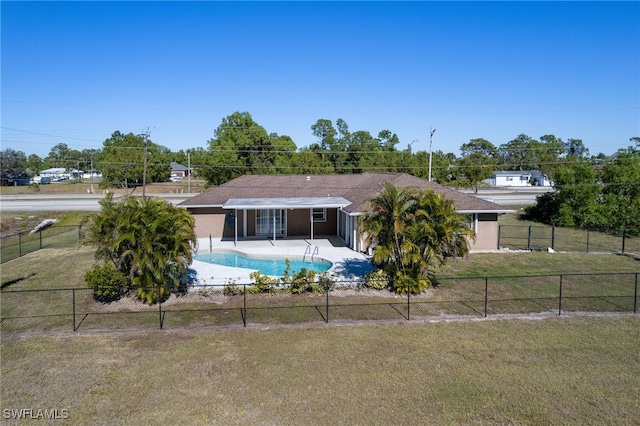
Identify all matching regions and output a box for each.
[39,168,66,179]
[489,171,552,187]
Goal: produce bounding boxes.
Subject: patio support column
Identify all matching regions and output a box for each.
[234,209,238,246]
[273,209,276,243]
[243,209,247,238]
[352,218,357,251]
[310,209,314,242]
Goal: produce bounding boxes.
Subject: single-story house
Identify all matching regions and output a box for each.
[488,171,552,187]
[69,169,84,179]
[178,173,513,252]
[38,168,67,180]
[170,162,190,178]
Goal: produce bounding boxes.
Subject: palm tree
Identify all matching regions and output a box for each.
[360,184,475,293]
[83,194,197,303]
[360,183,416,276]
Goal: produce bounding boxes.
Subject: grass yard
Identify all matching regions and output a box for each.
[1,217,639,423]
[1,317,639,425]
[497,207,640,254]
[1,247,638,333]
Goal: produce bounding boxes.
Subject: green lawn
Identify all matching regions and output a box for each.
[1,248,638,333]
[1,317,639,425]
[498,208,640,253]
[2,233,639,424]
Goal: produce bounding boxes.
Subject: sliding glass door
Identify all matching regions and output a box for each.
[256,209,285,236]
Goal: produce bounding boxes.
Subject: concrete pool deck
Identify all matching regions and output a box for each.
[190,236,373,286]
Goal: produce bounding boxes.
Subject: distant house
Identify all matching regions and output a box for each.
[170,162,190,179]
[489,171,552,187]
[69,169,84,179]
[178,173,513,252]
[39,168,67,180]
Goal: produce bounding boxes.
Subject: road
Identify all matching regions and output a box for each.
[466,188,552,206]
[0,194,192,212]
[0,188,550,212]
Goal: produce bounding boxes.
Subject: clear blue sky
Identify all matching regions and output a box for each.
[2,1,639,159]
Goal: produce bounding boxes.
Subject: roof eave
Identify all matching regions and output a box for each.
[457,209,516,214]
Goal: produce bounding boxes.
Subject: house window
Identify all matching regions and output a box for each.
[506,176,513,181]
[312,208,326,222]
[464,214,475,232]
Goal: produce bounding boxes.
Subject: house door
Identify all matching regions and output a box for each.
[256,209,286,237]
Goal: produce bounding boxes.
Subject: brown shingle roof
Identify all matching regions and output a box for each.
[179,173,508,213]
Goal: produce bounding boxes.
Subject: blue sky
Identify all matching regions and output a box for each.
[2,1,639,158]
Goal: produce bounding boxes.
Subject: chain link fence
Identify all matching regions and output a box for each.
[2,273,637,334]
[498,225,640,253]
[0,225,84,264]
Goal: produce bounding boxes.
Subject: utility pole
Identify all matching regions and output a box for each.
[187,150,191,194]
[428,126,436,182]
[90,152,94,194]
[141,128,150,198]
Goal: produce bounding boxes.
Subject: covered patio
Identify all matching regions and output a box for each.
[222,196,352,245]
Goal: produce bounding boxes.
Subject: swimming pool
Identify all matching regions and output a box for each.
[193,251,333,276]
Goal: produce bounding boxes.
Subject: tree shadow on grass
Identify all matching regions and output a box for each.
[1,272,36,289]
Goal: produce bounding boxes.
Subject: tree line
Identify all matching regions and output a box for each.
[2,111,636,189]
[2,111,639,235]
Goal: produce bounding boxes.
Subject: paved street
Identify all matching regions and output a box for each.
[0,193,192,212]
[0,187,551,212]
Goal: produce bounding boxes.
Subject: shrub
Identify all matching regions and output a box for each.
[84,264,129,303]
[288,268,317,294]
[390,272,431,295]
[317,272,335,291]
[364,269,390,290]
[282,258,292,285]
[223,280,243,296]
[136,286,171,304]
[249,271,277,294]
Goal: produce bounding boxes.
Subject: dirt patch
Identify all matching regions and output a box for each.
[0,213,53,238]
[82,287,435,313]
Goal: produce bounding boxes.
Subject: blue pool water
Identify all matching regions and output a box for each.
[193,251,333,276]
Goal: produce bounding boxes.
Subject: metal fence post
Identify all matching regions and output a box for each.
[39,229,43,250]
[498,225,502,248]
[158,286,163,329]
[325,287,329,323]
[622,229,626,254]
[242,285,247,327]
[551,225,555,250]
[72,289,76,331]
[558,274,563,315]
[634,273,638,314]
[527,226,532,251]
[484,277,488,317]
[19,233,22,258]
[407,285,410,321]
